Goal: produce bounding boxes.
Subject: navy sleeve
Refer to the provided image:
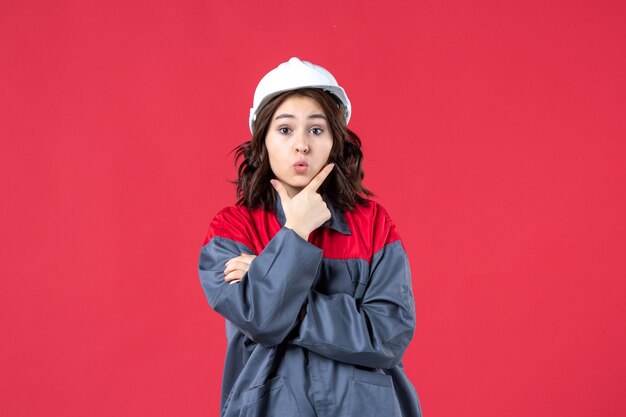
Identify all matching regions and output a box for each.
[199,226,323,347]
[289,239,416,369]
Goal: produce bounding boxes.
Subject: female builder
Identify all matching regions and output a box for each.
[199,57,422,416]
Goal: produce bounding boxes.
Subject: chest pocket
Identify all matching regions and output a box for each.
[314,258,366,297]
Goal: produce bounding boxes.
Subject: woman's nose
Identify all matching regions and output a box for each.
[294,134,309,153]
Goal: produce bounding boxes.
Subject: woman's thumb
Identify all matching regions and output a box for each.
[270,179,290,202]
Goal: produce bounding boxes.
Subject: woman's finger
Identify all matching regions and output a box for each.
[239,253,256,262]
[224,270,245,282]
[271,179,291,204]
[233,253,256,265]
[303,162,334,193]
[225,254,256,267]
[224,260,252,275]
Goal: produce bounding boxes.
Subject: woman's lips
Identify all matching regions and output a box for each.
[293,160,309,174]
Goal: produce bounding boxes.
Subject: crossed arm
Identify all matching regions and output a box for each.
[200,227,415,369]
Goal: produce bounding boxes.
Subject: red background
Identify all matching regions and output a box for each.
[1,1,625,416]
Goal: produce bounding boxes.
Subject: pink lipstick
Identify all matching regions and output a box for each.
[293,160,309,173]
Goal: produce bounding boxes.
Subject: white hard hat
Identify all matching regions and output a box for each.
[249,57,351,133]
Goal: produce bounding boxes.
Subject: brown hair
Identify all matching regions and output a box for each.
[232,88,373,212]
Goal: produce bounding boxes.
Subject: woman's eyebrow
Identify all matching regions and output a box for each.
[274,113,327,121]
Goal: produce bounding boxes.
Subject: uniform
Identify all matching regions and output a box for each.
[198,194,422,416]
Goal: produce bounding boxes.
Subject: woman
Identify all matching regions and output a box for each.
[199,57,422,416]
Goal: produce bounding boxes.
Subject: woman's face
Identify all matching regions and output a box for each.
[264,94,333,198]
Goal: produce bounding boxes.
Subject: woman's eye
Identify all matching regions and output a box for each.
[310,127,323,135]
[279,127,291,134]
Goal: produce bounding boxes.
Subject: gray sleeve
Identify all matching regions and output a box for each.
[198,227,323,346]
[290,240,416,369]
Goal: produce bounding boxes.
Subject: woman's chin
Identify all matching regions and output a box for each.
[281,180,308,197]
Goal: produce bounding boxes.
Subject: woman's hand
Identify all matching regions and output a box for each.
[224,253,257,284]
[271,163,334,241]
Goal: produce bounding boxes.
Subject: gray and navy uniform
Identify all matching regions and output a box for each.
[198,194,422,416]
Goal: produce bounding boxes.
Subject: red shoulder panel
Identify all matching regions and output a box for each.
[312,200,401,261]
[203,205,283,254]
[370,200,401,253]
[203,200,402,261]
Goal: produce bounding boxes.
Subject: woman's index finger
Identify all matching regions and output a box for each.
[304,163,335,192]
